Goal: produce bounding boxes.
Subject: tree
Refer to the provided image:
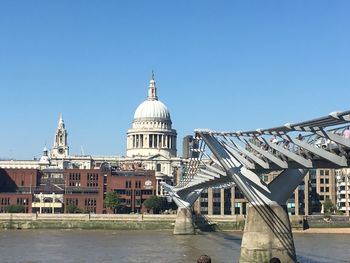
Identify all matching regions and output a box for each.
[5,205,25,213]
[143,195,163,214]
[104,191,122,214]
[66,204,82,213]
[323,198,336,214]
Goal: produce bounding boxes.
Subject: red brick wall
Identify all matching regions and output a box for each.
[107,170,156,213]
[0,168,38,191]
[63,169,105,213]
[0,193,32,213]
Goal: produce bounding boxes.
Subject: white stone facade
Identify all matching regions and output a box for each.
[126,76,177,158]
[336,168,350,216]
[50,114,69,159]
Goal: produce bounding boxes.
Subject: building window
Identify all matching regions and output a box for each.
[84,198,96,206]
[116,189,126,195]
[87,173,99,187]
[0,198,9,205]
[142,190,152,195]
[17,197,28,206]
[156,164,161,172]
[84,198,96,213]
[154,135,158,148]
[149,135,153,148]
[135,199,141,206]
[66,198,78,206]
[68,173,81,187]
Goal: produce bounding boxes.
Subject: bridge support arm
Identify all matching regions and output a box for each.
[269,169,308,204]
[198,132,307,262]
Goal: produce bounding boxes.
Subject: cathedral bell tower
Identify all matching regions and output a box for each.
[51,114,69,158]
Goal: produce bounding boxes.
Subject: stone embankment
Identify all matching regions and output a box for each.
[0,213,349,231]
[0,213,177,230]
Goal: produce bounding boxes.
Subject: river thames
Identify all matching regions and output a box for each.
[0,230,349,263]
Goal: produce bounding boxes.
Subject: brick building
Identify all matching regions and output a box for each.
[63,168,107,214]
[107,169,156,213]
[0,168,38,213]
[0,166,157,214]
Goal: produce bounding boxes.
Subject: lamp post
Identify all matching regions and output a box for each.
[52,193,55,214]
[39,193,43,214]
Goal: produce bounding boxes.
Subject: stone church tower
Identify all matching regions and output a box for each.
[50,114,69,158]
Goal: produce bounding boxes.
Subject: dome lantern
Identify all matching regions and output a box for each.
[148,71,158,101]
[133,72,171,123]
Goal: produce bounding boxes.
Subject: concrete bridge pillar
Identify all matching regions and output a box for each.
[239,203,296,263]
[173,207,195,235]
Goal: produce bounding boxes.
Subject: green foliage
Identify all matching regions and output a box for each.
[66,204,83,213]
[143,195,163,213]
[5,205,25,213]
[335,210,344,215]
[104,191,121,213]
[323,199,336,214]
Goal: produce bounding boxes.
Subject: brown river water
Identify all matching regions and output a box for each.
[0,230,349,263]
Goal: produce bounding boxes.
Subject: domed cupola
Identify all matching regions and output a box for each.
[39,145,50,166]
[133,74,171,125]
[126,73,177,158]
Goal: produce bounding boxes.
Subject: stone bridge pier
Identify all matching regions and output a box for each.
[161,184,202,235]
[173,207,195,235]
[240,203,296,263]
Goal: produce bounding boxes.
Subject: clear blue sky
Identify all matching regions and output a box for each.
[0,1,349,159]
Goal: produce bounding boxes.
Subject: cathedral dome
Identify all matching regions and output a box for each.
[132,76,171,123]
[134,100,170,121]
[127,73,177,158]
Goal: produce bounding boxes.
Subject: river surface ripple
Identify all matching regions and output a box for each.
[0,230,349,263]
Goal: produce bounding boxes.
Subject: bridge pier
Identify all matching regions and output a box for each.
[239,203,296,263]
[173,207,195,235]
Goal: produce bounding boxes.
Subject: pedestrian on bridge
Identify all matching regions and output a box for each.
[343,126,350,139]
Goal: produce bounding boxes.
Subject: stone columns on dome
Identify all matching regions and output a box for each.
[127,132,177,156]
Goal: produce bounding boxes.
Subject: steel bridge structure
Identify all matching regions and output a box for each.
[163,110,350,263]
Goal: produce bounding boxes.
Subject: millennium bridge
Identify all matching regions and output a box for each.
[162,110,350,263]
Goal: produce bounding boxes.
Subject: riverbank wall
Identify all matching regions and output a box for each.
[0,213,349,231]
[0,213,177,230]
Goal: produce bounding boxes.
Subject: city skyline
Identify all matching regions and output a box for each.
[1,1,350,159]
